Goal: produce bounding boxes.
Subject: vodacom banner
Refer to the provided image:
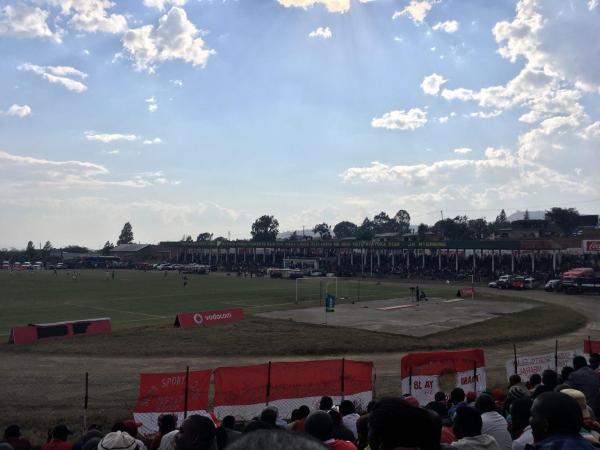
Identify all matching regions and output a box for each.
[133,370,212,434]
[213,359,373,420]
[174,308,244,328]
[401,349,486,406]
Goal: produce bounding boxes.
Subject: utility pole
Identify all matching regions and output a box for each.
[440,210,444,221]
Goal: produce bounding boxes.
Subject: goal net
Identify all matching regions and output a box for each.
[295,277,338,304]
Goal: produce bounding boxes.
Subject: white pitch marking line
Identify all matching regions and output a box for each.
[63,303,167,319]
[376,304,417,311]
[443,299,464,303]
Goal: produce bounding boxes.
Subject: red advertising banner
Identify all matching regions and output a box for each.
[133,370,212,434]
[457,288,475,297]
[583,240,600,253]
[401,349,486,406]
[213,359,373,420]
[584,340,600,354]
[174,308,244,328]
[8,318,111,345]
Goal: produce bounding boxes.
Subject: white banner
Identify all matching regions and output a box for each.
[505,350,579,379]
[401,368,486,406]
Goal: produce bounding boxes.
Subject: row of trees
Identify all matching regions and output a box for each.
[232,207,583,242]
[8,207,585,255]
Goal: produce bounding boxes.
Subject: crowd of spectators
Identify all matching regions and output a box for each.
[5,355,600,450]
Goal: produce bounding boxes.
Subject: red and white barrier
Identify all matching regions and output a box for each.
[8,318,111,345]
[213,359,373,420]
[401,349,486,406]
[505,350,579,379]
[133,370,212,435]
[174,308,244,328]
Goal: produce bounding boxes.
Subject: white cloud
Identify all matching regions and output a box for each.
[18,63,88,93]
[453,147,472,154]
[0,149,177,189]
[143,0,188,11]
[146,96,158,112]
[169,79,183,87]
[341,148,517,184]
[432,20,459,33]
[440,87,475,101]
[5,104,32,118]
[371,108,428,131]
[421,73,447,95]
[492,0,600,92]
[85,131,139,143]
[469,110,502,119]
[309,26,332,39]
[105,149,120,155]
[48,0,127,34]
[346,0,600,214]
[438,116,449,123]
[392,1,433,24]
[277,0,351,14]
[143,137,163,145]
[122,7,215,73]
[0,4,61,42]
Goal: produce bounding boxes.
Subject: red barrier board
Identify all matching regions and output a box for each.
[457,288,475,297]
[174,308,244,328]
[401,349,486,406]
[584,340,600,354]
[213,359,373,420]
[8,318,111,345]
[133,370,212,434]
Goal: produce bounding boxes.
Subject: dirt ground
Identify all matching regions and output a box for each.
[1,286,598,443]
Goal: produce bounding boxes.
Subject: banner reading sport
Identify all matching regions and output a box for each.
[401,349,486,406]
[133,370,212,434]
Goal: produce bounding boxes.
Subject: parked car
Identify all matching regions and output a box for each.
[544,279,561,292]
[489,275,534,290]
[562,277,600,295]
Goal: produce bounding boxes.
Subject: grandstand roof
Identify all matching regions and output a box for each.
[110,244,151,253]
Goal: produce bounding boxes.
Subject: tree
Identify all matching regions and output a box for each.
[333,221,358,239]
[102,241,114,255]
[288,231,299,241]
[181,235,193,242]
[495,209,508,224]
[62,245,89,253]
[25,241,36,261]
[117,222,134,245]
[42,241,53,261]
[393,209,411,234]
[355,218,375,240]
[372,211,393,234]
[434,216,471,240]
[251,215,279,241]
[196,232,213,242]
[467,218,491,239]
[312,223,332,240]
[417,223,429,239]
[545,207,580,236]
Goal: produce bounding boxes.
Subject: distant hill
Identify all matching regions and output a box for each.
[507,210,546,222]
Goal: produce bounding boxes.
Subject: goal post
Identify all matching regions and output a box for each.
[295,277,338,304]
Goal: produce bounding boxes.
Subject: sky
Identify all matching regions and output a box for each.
[1,0,599,248]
